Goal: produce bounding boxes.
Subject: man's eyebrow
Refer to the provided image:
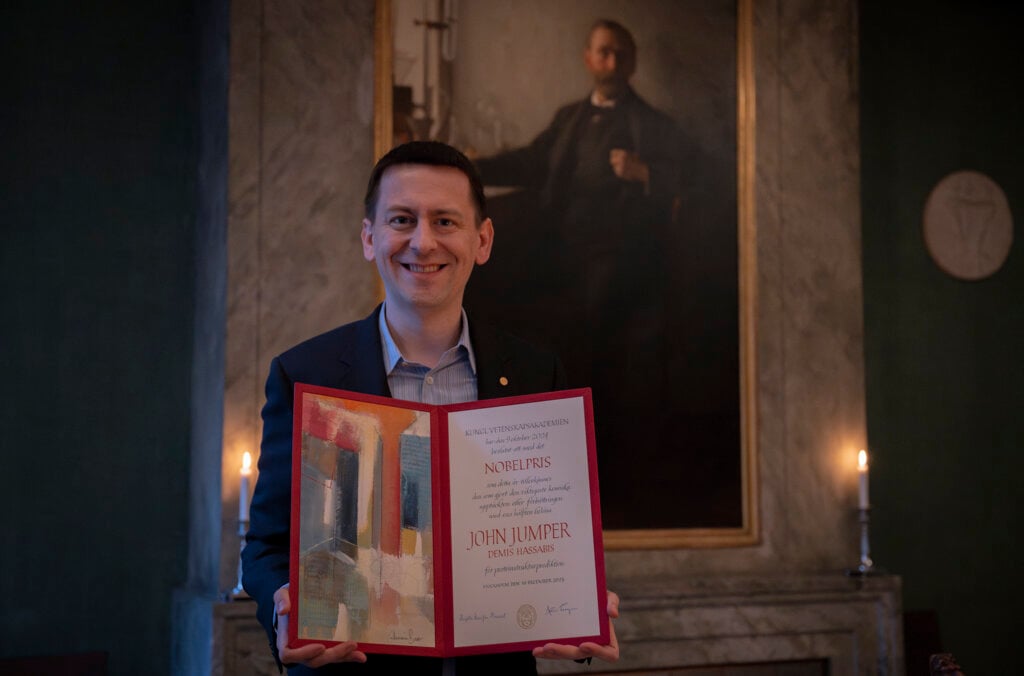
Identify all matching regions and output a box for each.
[383,204,468,219]
[421,206,469,219]
[430,207,467,218]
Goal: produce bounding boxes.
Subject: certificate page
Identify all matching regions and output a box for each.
[291,388,440,654]
[445,393,604,648]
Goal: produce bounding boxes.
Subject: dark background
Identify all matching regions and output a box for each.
[1,1,227,674]
[860,3,1023,674]
[1,1,1021,674]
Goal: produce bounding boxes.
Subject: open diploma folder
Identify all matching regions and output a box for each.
[288,384,609,657]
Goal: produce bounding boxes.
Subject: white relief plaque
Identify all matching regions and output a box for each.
[923,170,1013,281]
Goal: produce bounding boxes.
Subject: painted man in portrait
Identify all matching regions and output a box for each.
[465,19,687,527]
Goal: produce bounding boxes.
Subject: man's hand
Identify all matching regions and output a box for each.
[609,149,650,184]
[532,590,621,663]
[273,585,368,668]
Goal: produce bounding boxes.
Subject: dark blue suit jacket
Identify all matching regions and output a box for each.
[241,304,567,675]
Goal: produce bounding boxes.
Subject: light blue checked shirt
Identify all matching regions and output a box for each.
[378,303,479,406]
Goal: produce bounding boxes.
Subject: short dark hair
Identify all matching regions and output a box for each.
[587,18,636,57]
[363,141,487,223]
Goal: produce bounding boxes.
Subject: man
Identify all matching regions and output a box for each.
[241,141,619,674]
[469,19,683,528]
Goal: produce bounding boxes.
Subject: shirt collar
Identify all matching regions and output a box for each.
[379,303,478,374]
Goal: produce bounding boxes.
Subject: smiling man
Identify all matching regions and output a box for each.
[359,160,493,368]
[241,141,620,675]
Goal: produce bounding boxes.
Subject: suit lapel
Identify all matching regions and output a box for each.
[336,304,391,397]
[471,318,514,400]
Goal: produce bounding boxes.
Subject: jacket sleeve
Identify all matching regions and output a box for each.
[240,355,295,667]
[473,105,573,189]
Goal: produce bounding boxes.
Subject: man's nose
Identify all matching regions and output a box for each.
[409,220,436,250]
[607,53,617,70]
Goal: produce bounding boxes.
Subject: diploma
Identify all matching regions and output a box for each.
[287,385,608,657]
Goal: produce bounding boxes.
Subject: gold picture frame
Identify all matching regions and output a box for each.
[373,0,757,549]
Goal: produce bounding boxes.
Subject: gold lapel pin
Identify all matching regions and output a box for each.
[499,376,509,386]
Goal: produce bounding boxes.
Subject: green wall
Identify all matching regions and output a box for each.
[860,3,1024,674]
[1,2,225,674]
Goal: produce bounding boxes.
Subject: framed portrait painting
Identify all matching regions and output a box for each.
[374,0,757,548]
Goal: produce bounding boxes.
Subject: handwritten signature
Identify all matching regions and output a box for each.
[388,627,424,643]
[458,611,508,623]
[545,602,578,616]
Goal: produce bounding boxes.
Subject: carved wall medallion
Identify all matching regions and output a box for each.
[923,170,1014,280]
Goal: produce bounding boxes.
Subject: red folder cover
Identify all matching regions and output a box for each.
[288,384,608,657]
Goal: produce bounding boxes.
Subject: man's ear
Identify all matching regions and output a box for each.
[361,218,375,261]
[475,218,495,265]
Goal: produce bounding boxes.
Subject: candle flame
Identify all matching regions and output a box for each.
[858,449,868,470]
[242,451,253,475]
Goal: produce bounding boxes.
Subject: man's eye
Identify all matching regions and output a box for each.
[389,216,414,228]
[436,218,456,227]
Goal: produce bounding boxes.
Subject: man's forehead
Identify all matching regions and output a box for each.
[378,164,474,211]
[380,164,469,191]
[588,26,630,50]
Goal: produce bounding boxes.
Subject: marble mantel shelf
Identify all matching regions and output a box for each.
[539,572,904,675]
[213,573,903,676]
[612,570,900,602]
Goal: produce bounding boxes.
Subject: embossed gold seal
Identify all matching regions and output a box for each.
[516,603,537,630]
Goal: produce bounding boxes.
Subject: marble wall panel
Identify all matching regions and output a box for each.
[772,0,864,570]
[256,0,378,360]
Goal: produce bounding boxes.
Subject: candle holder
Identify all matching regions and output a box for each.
[231,517,249,598]
[845,506,882,577]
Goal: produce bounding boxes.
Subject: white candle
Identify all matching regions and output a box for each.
[857,449,869,509]
[240,451,253,522]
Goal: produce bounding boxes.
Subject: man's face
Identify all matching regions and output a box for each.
[583,26,636,98]
[362,164,493,319]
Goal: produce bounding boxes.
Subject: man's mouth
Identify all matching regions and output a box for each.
[404,263,444,273]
